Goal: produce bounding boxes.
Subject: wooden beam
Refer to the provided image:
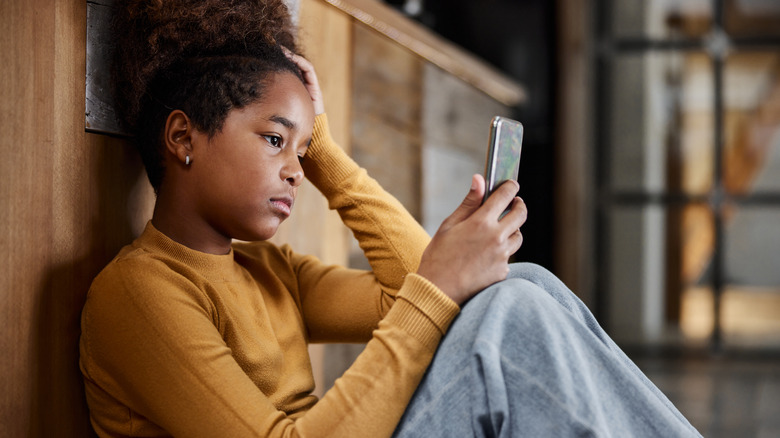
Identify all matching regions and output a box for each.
[320,0,526,107]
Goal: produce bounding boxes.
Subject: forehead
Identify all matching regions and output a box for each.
[229,71,314,130]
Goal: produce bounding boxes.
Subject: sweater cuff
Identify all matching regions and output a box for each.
[303,113,361,193]
[384,274,460,350]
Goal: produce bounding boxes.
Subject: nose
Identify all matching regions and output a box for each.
[281,153,304,187]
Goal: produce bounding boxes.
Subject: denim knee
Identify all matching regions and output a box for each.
[508,262,567,292]
[467,275,556,334]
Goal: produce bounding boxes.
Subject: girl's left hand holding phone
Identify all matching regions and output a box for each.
[417,175,527,306]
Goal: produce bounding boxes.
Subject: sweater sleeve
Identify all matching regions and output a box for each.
[295,273,459,437]
[295,114,448,342]
[301,114,431,290]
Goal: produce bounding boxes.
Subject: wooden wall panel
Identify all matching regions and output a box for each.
[1,0,82,434]
[351,23,424,222]
[1,0,47,431]
[29,134,154,438]
[1,0,155,435]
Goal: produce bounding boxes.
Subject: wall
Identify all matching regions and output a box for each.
[1,1,155,435]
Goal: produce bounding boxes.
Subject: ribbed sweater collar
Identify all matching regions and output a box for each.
[136,221,239,281]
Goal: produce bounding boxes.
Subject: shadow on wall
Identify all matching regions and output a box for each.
[29,136,152,437]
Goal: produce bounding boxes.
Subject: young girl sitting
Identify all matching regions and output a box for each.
[79,1,701,436]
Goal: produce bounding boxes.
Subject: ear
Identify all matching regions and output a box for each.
[163,110,195,165]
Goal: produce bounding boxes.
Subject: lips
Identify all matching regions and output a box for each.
[270,196,293,217]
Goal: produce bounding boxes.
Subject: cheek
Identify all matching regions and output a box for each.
[253,161,278,183]
[242,163,282,198]
[202,158,262,200]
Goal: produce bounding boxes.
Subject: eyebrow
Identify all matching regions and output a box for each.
[269,115,296,130]
[268,114,312,149]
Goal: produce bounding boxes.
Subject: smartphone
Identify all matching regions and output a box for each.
[482,116,523,205]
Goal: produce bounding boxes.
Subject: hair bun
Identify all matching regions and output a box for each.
[113,0,298,129]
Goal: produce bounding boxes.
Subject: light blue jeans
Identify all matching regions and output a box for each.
[393,263,702,437]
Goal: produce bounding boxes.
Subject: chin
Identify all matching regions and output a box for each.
[240,222,282,242]
[240,230,277,243]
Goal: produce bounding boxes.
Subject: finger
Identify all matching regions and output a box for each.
[500,197,527,225]
[292,54,316,80]
[441,175,485,228]
[282,46,310,70]
[282,48,325,114]
[497,197,527,239]
[287,52,318,88]
[480,180,519,220]
[505,228,524,255]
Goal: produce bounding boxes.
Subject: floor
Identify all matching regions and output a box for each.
[632,354,780,438]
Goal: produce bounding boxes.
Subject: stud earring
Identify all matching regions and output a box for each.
[185,155,191,166]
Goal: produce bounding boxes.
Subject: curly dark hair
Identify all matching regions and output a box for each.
[112,0,305,191]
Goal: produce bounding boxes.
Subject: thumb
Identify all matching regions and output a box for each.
[441,174,485,228]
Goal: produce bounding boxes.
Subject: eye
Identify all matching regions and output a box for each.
[263,135,281,147]
[298,145,309,164]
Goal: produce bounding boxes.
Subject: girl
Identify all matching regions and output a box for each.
[80,1,701,436]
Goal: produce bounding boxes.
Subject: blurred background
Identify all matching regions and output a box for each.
[379,0,780,354]
[368,0,780,436]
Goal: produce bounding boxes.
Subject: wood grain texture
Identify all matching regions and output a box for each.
[1,0,154,435]
[351,23,424,220]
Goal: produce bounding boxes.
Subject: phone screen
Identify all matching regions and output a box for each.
[483,116,523,204]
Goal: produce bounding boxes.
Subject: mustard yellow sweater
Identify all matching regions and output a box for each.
[79,114,461,437]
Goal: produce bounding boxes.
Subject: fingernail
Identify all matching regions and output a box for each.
[471,178,478,191]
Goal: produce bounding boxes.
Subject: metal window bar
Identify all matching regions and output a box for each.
[593,0,611,333]
[593,0,780,353]
[712,0,725,352]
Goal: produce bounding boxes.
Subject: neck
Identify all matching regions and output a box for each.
[152,185,232,255]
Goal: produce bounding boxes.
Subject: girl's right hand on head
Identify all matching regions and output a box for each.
[282,48,325,115]
[416,175,527,305]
